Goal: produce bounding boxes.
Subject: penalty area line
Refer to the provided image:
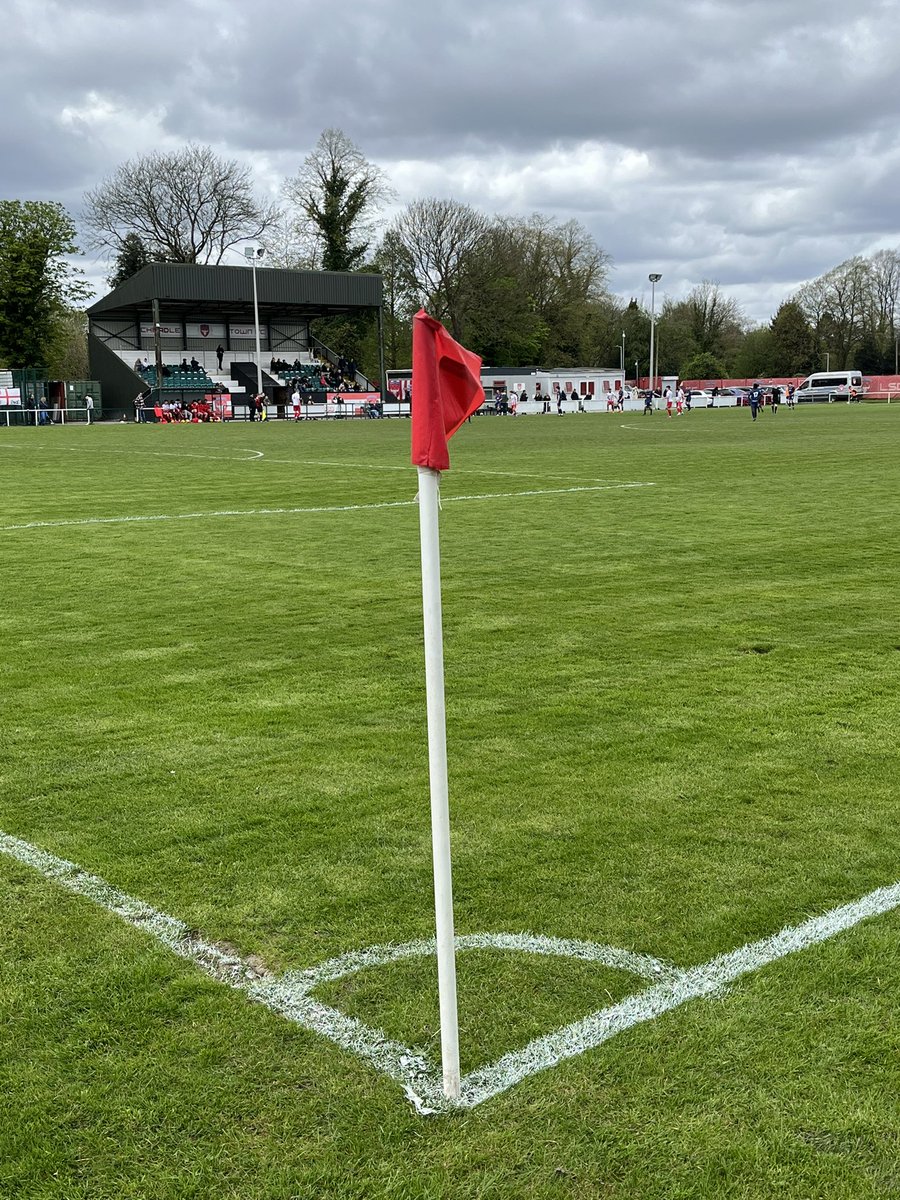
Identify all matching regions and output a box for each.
[0,482,655,532]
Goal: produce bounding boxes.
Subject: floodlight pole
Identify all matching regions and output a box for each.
[648,274,661,401]
[620,332,625,378]
[152,298,164,406]
[246,246,265,398]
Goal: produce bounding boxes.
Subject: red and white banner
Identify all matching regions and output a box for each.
[0,387,21,406]
[206,394,233,420]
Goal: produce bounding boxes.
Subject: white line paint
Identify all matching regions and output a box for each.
[0,483,654,532]
[2,829,898,1114]
[0,441,629,484]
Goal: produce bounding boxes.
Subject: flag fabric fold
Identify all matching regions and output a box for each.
[411,310,484,471]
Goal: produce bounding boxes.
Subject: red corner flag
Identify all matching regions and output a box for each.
[411,310,484,471]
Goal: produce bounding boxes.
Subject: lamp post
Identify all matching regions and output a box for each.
[620,332,626,379]
[245,246,265,398]
[635,359,639,389]
[825,351,830,372]
[648,273,662,399]
[895,333,898,376]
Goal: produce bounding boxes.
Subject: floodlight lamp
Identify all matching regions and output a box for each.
[256,247,266,259]
[244,246,254,260]
[649,273,662,283]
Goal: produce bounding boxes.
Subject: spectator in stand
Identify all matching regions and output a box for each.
[190,356,200,370]
[216,344,224,369]
[180,358,190,370]
[133,357,143,372]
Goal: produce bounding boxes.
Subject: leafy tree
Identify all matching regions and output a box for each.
[767,301,813,375]
[284,129,394,272]
[370,230,415,370]
[46,307,89,379]
[654,299,696,378]
[679,350,729,382]
[83,144,278,265]
[0,201,88,368]
[731,327,775,379]
[384,206,610,363]
[108,233,152,288]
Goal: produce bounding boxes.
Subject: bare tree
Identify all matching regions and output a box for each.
[868,248,900,350]
[682,281,745,356]
[387,198,489,339]
[284,129,394,272]
[796,257,871,367]
[83,144,279,265]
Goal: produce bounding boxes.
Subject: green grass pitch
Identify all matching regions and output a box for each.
[1,405,899,1198]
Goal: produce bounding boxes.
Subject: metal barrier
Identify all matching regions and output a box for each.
[1,406,94,427]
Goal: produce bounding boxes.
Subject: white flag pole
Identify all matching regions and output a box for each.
[416,463,461,1100]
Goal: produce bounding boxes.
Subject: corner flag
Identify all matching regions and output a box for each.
[411,310,484,471]
[410,311,483,1102]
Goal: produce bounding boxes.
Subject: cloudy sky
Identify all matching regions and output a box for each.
[3,0,900,322]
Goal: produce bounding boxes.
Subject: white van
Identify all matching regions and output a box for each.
[795,371,864,402]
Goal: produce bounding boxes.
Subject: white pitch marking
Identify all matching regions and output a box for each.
[0,442,267,464]
[0,441,628,485]
[290,459,623,484]
[0,483,654,532]
[2,829,898,1114]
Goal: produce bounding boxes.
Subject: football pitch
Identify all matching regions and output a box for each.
[1,406,898,1198]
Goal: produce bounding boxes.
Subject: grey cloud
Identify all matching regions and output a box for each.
[3,0,900,321]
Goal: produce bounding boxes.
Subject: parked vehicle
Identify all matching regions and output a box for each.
[686,389,717,407]
[716,387,747,405]
[795,371,864,402]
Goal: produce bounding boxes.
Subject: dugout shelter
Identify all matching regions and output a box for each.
[87,262,384,419]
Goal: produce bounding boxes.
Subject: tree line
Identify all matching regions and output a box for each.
[3,129,900,383]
